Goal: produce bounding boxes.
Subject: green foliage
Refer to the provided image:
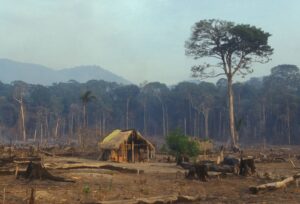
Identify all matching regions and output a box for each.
[82,184,90,194]
[0,69,300,145]
[185,19,273,79]
[80,90,96,105]
[166,130,200,157]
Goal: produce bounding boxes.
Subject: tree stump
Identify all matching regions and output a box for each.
[195,164,209,181]
[185,164,209,181]
[185,166,196,179]
[239,157,255,176]
[17,161,75,182]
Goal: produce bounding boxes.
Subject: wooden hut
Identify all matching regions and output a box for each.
[99,129,155,162]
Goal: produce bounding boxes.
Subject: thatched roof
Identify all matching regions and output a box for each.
[99,129,155,150]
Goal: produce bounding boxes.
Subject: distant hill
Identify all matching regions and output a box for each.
[0,59,131,85]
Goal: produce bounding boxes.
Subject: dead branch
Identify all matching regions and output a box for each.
[249,173,300,194]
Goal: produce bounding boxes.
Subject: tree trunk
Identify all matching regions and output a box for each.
[34,128,37,142]
[227,78,237,147]
[162,103,166,137]
[189,98,192,136]
[40,123,43,145]
[203,108,210,139]
[262,102,266,143]
[55,117,60,139]
[20,102,26,141]
[70,113,74,141]
[143,102,147,136]
[166,106,169,136]
[83,104,86,128]
[184,117,187,136]
[102,112,106,136]
[219,110,222,139]
[45,113,49,139]
[193,111,197,137]
[286,103,291,145]
[15,97,26,142]
[126,98,130,129]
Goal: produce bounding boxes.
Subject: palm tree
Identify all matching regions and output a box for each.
[80,91,96,128]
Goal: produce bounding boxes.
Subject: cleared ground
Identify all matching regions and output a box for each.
[0,147,300,204]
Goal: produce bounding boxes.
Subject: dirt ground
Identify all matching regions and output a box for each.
[0,146,300,204]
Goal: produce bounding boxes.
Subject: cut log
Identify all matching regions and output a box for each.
[222,156,239,166]
[180,161,237,176]
[249,173,300,194]
[178,162,193,170]
[207,164,238,174]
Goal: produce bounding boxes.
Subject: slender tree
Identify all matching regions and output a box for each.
[185,19,273,147]
[80,90,96,128]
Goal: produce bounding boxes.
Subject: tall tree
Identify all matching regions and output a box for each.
[185,19,273,147]
[12,81,28,142]
[80,91,96,128]
[113,85,139,129]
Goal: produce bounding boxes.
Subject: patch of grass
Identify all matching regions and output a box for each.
[82,184,90,194]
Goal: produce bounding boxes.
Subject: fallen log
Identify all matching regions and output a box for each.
[178,162,193,170]
[207,164,237,174]
[0,155,16,166]
[0,168,15,175]
[81,194,202,204]
[100,165,143,174]
[38,150,55,157]
[222,156,239,166]
[249,173,300,194]
[44,163,143,174]
[180,161,237,176]
[14,157,41,162]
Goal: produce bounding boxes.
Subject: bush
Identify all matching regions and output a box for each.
[166,130,200,159]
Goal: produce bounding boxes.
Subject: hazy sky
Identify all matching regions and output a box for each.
[0,0,299,85]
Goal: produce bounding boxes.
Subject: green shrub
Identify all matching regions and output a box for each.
[166,130,200,158]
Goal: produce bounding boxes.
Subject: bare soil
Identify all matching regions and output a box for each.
[0,146,300,204]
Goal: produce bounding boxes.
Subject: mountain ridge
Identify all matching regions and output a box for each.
[0,58,131,85]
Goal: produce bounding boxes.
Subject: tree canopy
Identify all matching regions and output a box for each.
[185,19,273,79]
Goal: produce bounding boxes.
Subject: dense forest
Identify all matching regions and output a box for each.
[0,64,299,146]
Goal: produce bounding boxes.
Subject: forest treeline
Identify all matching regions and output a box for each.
[0,64,299,145]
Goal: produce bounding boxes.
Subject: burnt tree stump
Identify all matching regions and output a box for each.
[185,166,196,179]
[185,164,209,181]
[239,158,256,176]
[195,164,209,181]
[18,161,75,182]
